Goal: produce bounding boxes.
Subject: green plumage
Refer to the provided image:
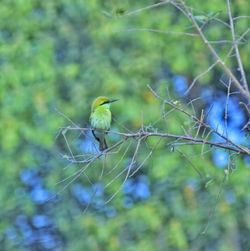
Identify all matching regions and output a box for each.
[90,96,117,151]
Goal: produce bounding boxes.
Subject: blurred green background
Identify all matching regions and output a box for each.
[1,0,250,250]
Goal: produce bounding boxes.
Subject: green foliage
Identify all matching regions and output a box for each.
[0,0,250,250]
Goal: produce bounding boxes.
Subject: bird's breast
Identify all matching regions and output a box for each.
[90,107,111,130]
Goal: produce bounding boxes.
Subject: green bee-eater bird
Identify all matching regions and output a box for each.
[90,96,118,151]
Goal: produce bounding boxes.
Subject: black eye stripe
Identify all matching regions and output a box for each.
[101,101,109,105]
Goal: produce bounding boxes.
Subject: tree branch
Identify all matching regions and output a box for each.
[226,0,248,92]
[174,0,250,100]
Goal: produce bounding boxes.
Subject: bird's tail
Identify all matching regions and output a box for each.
[92,129,108,151]
[99,137,108,151]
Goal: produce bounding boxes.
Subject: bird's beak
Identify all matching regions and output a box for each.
[109,99,119,103]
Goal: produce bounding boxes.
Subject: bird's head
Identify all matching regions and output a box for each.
[91,96,118,111]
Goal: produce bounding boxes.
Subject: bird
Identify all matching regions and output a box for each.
[90,96,118,151]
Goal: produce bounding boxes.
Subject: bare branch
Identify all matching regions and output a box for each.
[147,85,250,154]
[124,0,172,16]
[172,0,250,100]
[184,60,219,95]
[62,125,250,156]
[226,0,248,92]
[118,28,199,37]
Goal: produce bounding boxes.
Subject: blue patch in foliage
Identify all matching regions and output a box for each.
[172,75,188,96]
[206,94,246,167]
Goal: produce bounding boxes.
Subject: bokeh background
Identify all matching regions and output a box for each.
[1,0,250,250]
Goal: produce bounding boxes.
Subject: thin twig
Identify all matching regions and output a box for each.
[226,0,248,92]
[147,85,250,155]
[124,0,172,16]
[173,0,250,100]
[119,28,199,37]
[105,138,143,204]
[184,60,219,95]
